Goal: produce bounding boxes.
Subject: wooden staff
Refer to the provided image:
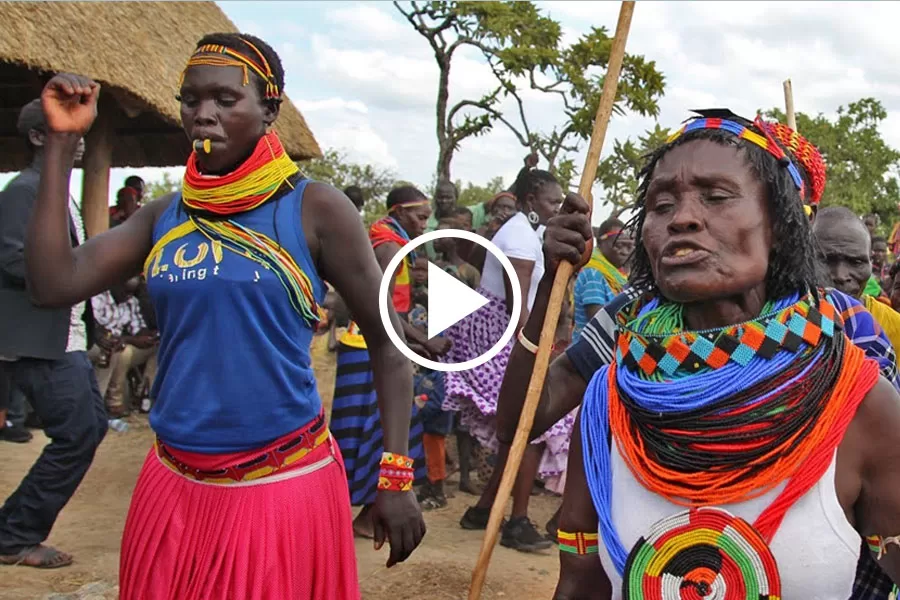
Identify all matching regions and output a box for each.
[467,2,636,598]
[783,79,797,130]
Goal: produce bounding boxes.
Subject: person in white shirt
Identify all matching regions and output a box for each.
[442,165,572,551]
[89,290,158,416]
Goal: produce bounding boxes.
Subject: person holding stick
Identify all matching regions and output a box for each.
[21,32,425,599]
[444,165,573,552]
[496,112,900,598]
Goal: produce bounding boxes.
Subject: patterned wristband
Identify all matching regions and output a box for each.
[378,452,414,492]
[377,475,414,492]
[381,451,414,470]
[558,530,599,555]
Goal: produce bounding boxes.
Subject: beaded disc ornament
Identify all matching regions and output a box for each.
[622,507,781,600]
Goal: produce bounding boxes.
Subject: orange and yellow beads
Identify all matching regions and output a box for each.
[377,452,415,492]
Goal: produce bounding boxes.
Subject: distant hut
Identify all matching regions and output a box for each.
[0,1,322,236]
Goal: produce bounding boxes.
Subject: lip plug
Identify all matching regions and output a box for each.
[193,139,212,154]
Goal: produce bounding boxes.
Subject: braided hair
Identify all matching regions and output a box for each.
[629,116,822,300]
[512,166,558,212]
[194,33,285,109]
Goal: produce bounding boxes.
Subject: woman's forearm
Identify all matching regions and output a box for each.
[495,273,564,443]
[368,316,415,456]
[25,133,80,305]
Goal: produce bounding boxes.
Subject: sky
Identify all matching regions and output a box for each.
[7,1,900,224]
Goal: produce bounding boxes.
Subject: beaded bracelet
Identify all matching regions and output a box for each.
[866,534,900,559]
[558,530,599,555]
[377,452,414,492]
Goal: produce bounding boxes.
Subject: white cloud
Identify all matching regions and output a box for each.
[20,1,896,218]
[297,98,369,114]
[324,3,409,43]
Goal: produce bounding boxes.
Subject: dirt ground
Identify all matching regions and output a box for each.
[0,335,561,599]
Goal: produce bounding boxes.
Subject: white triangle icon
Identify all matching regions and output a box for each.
[427,262,490,340]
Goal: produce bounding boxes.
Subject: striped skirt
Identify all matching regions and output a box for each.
[330,343,426,505]
[119,416,359,600]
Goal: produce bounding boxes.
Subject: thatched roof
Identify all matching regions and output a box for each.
[0,1,322,172]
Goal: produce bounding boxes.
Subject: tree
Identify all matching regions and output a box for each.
[145,172,181,201]
[457,175,505,207]
[764,99,900,222]
[394,1,665,183]
[594,124,670,216]
[298,148,398,225]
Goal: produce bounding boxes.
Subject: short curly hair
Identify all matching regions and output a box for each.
[628,118,823,300]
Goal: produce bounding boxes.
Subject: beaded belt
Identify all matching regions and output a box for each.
[155,413,330,484]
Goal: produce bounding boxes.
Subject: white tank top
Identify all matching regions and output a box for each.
[597,448,860,599]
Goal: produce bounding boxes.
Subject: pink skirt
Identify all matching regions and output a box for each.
[119,432,360,600]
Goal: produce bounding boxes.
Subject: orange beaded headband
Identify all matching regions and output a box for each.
[180,39,280,100]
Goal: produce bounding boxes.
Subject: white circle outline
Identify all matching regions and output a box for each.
[378,228,522,373]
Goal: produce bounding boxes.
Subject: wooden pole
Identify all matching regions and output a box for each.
[80,101,114,239]
[467,3,636,598]
[783,79,796,131]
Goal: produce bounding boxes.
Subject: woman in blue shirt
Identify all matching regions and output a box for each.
[22,33,423,600]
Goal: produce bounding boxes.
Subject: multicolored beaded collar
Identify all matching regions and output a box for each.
[581,287,880,576]
[616,290,837,377]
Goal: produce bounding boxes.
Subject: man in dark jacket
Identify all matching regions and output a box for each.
[0,98,107,569]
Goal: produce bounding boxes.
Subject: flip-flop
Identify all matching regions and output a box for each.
[0,545,73,569]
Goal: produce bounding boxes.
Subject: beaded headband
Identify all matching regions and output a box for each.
[388,199,430,213]
[181,39,280,100]
[760,121,826,206]
[666,112,824,206]
[491,191,516,203]
[599,229,623,241]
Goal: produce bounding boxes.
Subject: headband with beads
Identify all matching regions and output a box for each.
[759,121,826,206]
[180,38,280,100]
[666,109,826,206]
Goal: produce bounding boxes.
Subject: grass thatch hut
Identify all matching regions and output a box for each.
[0,1,322,236]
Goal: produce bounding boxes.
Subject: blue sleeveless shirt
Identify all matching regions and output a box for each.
[146,180,326,453]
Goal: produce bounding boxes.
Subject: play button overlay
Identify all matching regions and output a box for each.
[426,262,489,339]
[378,228,522,372]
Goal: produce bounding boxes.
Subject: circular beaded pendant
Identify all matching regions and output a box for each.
[622,507,781,600]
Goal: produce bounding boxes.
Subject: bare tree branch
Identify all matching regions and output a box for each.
[447,97,531,149]
[394,1,445,54]
[528,71,574,112]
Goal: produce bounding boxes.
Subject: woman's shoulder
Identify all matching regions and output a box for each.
[493,213,542,254]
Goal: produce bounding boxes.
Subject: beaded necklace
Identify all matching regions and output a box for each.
[584,249,628,296]
[582,289,880,575]
[144,131,320,326]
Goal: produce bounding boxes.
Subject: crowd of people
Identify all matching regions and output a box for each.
[3,27,900,600]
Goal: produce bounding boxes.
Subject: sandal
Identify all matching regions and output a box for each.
[0,545,73,569]
[417,482,449,510]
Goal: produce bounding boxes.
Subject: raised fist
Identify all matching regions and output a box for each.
[41,73,100,136]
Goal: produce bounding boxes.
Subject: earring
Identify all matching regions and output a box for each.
[527,211,540,225]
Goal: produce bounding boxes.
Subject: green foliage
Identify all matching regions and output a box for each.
[763,99,900,222]
[595,124,670,213]
[145,172,181,201]
[298,148,398,225]
[394,1,666,182]
[456,176,505,207]
[528,25,665,172]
